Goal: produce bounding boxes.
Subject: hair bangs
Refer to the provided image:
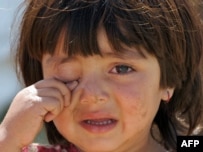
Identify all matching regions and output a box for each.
[28,1,106,59]
[65,0,157,58]
[29,0,160,60]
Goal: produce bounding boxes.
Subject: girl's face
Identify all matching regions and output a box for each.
[42,28,169,152]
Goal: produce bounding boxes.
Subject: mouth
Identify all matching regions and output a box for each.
[80,118,118,134]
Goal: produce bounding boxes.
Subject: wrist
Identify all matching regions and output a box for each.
[0,125,21,152]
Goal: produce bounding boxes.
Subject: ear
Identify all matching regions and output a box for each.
[161,88,174,102]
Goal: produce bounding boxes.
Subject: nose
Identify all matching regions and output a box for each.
[77,77,109,105]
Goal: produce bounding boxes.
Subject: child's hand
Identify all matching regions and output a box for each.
[0,78,71,150]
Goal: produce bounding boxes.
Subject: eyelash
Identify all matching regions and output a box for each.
[110,65,134,74]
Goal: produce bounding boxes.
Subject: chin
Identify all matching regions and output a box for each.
[73,140,119,152]
[79,146,116,152]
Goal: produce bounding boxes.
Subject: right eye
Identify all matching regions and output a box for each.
[110,65,134,75]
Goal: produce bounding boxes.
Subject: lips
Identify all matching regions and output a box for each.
[79,115,118,134]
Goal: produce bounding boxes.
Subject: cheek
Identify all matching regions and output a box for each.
[42,64,56,79]
[112,80,161,123]
[53,108,76,139]
[114,86,147,117]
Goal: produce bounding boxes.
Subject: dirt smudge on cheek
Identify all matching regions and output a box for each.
[127,94,148,119]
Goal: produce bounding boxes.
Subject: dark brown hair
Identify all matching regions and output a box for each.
[15,0,203,150]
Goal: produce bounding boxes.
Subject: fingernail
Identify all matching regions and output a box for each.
[66,80,79,91]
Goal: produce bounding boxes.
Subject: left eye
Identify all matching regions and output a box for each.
[110,65,134,74]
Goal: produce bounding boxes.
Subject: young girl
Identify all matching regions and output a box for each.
[0,0,203,151]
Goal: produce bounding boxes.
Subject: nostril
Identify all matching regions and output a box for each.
[66,80,79,91]
[80,93,109,104]
[96,97,107,103]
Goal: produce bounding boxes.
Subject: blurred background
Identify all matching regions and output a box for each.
[0,0,47,143]
[0,0,22,121]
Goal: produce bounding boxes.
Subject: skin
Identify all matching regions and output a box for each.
[0,78,70,151]
[0,27,172,152]
[42,27,171,152]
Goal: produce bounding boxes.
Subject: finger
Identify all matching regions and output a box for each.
[38,96,63,122]
[44,112,56,122]
[64,80,79,106]
[35,78,69,96]
[64,93,71,107]
[68,89,83,110]
[35,78,71,107]
[37,88,65,110]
